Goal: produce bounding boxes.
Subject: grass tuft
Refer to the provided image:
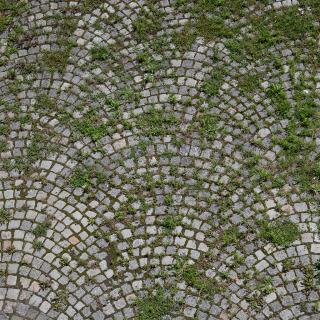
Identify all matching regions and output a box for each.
[259,219,299,246]
[0,209,11,225]
[135,289,174,320]
[90,45,109,61]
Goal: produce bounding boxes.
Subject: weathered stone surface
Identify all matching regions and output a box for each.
[0,1,318,319]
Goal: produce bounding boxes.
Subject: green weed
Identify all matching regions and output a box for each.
[70,166,105,189]
[52,289,68,311]
[259,219,299,246]
[0,209,11,224]
[0,140,8,152]
[179,263,219,295]
[0,124,9,135]
[132,6,164,40]
[197,113,218,140]
[32,240,43,250]
[90,45,109,61]
[75,112,108,142]
[304,265,315,290]
[238,73,260,93]
[32,219,52,238]
[223,226,241,245]
[137,108,178,136]
[41,50,70,73]
[202,68,224,97]
[267,83,290,116]
[70,169,91,188]
[135,289,174,320]
[161,216,176,233]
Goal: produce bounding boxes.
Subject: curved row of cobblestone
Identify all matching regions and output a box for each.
[0,0,320,319]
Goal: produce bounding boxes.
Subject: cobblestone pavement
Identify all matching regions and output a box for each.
[0,0,320,319]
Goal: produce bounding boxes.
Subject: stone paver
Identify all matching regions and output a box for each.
[0,0,319,319]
